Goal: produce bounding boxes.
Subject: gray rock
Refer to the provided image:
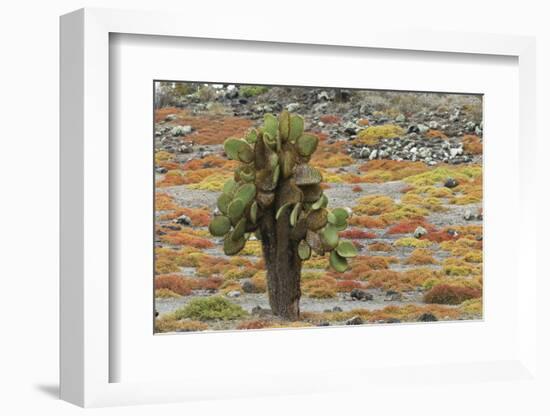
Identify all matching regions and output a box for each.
[332,306,343,312]
[241,280,257,294]
[171,125,192,136]
[463,210,475,221]
[465,121,476,131]
[385,318,401,324]
[344,122,359,135]
[345,316,364,325]
[226,290,241,298]
[395,114,406,122]
[417,124,429,134]
[413,226,428,238]
[286,102,300,112]
[369,149,378,160]
[444,178,459,188]
[428,120,439,129]
[174,215,192,226]
[350,288,373,301]
[317,91,330,101]
[475,125,483,136]
[449,108,460,122]
[180,144,193,154]
[155,167,168,174]
[165,114,177,121]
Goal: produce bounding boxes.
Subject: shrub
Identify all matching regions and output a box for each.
[348,215,386,229]
[463,134,483,155]
[155,288,182,298]
[394,237,432,248]
[302,277,337,298]
[339,228,377,239]
[240,85,269,97]
[157,170,186,187]
[356,124,404,145]
[159,231,214,249]
[367,242,394,252]
[154,316,209,333]
[425,129,448,139]
[386,219,436,235]
[155,275,193,296]
[460,298,482,315]
[236,320,271,330]
[155,193,178,211]
[174,297,247,321]
[405,248,437,265]
[354,195,396,216]
[250,271,267,292]
[423,284,481,305]
[319,114,341,124]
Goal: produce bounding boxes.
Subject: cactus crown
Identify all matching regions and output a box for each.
[209,111,358,271]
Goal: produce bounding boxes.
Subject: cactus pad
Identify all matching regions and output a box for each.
[296,134,319,157]
[335,240,358,258]
[295,164,322,186]
[298,240,311,260]
[329,250,349,272]
[208,215,231,237]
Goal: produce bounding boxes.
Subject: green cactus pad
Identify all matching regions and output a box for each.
[290,203,302,227]
[263,113,278,139]
[235,183,256,206]
[227,199,245,224]
[295,164,322,186]
[288,114,304,142]
[217,193,232,214]
[232,217,247,241]
[296,134,319,157]
[256,191,275,208]
[298,240,311,260]
[272,165,281,188]
[238,145,254,163]
[336,240,358,258]
[245,128,258,144]
[224,137,249,160]
[208,215,231,237]
[276,202,291,221]
[254,135,267,169]
[280,149,296,178]
[329,250,349,272]
[223,178,238,196]
[278,110,290,142]
[306,230,325,255]
[301,184,323,203]
[237,165,256,183]
[320,224,339,249]
[311,193,329,210]
[263,132,277,150]
[328,208,349,229]
[249,201,258,224]
[223,234,246,255]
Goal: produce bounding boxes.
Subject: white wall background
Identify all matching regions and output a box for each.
[0,1,547,415]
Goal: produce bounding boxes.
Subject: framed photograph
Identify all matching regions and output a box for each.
[60,7,540,409]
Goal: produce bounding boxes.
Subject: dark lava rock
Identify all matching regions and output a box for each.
[345,316,364,325]
[386,318,401,324]
[174,215,192,226]
[418,312,438,322]
[317,321,330,327]
[332,306,343,312]
[444,177,459,188]
[156,167,168,174]
[350,288,373,301]
[241,280,257,294]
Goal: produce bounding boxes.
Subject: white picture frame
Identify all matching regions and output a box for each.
[60,7,539,408]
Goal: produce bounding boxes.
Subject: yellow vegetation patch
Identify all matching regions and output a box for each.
[394,237,433,248]
[356,124,404,146]
[405,248,438,265]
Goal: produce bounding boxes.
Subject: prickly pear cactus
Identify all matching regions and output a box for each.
[209,111,358,318]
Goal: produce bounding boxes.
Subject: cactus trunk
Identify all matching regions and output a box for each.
[259,209,302,320]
